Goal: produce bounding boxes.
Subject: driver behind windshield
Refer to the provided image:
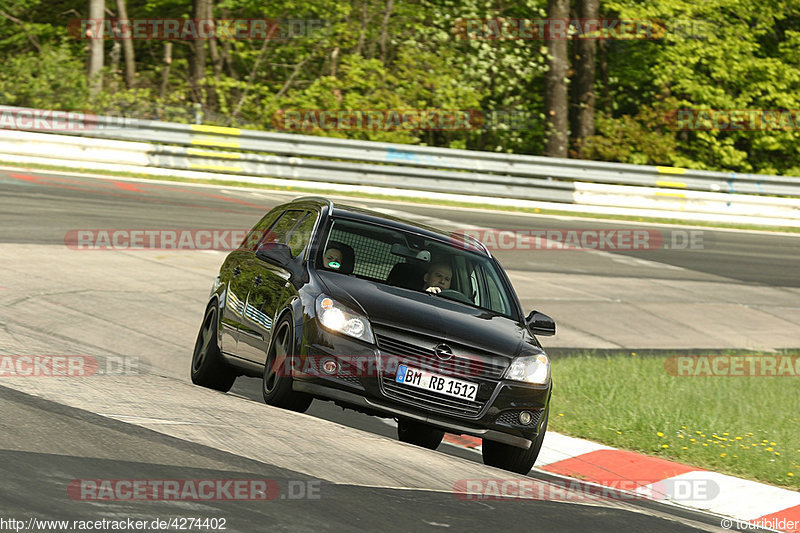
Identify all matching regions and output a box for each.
[424,262,452,293]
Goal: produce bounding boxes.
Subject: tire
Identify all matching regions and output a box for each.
[191,304,237,392]
[262,316,313,413]
[397,418,445,450]
[482,409,549,474]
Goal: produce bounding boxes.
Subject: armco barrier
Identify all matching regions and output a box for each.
[1,105,799,226]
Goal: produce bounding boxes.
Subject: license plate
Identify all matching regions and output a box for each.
[395,365,478,401]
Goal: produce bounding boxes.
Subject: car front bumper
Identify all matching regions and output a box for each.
[294,327,551,449]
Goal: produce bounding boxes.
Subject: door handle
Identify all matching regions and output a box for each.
[254,275,263,287]
[233,266,241,277]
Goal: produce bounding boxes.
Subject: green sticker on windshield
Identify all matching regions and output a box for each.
[328,261,341,269]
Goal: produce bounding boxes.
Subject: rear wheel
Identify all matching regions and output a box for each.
[262,317,313,413]
[191,304,236,392]
[482,409,548,474]
[397,419,445,450]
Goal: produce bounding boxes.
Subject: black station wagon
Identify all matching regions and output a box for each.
[191,197,555,473]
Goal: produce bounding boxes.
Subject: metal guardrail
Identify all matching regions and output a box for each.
[1,105,799,225]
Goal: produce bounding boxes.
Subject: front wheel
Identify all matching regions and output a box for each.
[482,409,548,474]
[397,419,445,449]
[191,304,237,392]
[262,317,313,413]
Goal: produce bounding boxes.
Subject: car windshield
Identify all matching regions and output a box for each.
[317,217,518,318]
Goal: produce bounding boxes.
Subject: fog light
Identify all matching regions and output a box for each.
[322,359,338,375]
[519,411,533,425]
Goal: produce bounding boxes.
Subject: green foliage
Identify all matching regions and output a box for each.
[1,0,799,174]
[0,44,89,109]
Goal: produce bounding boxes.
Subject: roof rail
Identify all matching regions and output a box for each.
[294,196,334,210]
[457,231,492,258]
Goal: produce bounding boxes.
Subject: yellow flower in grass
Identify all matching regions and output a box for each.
[678,435,684,439]
[702,443,709,447]
[616,431,622,435]
[657,432,664,437]
[690,438,697,443]
[720,453,726,458]
[775,452,781,456]
[767,447,774,452]
[789,473,795,477]
[770,442,776,446]
[723,432,729,436]
[735,436,742,440]
[662,444,669,449]
[681,426,686,429]
[682,446,688,450]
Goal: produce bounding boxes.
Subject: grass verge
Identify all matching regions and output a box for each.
[1,160,798,234]
[548,351,800,489]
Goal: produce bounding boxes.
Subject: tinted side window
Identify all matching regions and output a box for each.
[286,211,318,258]
[257,210,305,251]
[240,210,283,251]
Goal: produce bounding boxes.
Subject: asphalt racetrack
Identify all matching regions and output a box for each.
[1,167,795,532]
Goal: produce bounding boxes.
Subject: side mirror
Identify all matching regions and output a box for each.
[526,311,556,336]
[256,242,293,266]
[256,243,309,286]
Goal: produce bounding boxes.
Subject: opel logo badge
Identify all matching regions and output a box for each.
[434,344,453,361]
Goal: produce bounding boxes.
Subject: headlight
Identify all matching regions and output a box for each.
[505,352,550,384]
[315,294,374,344]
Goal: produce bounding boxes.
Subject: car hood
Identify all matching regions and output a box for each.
[317,271,529,358]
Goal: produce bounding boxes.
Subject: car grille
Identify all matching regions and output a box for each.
[375,334,508,380]
[380,378,484,417]
[335,375,362,386]
[496,409,542,427]
[375,332,509,419]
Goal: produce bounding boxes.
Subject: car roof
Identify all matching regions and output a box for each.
[286,197,490,257]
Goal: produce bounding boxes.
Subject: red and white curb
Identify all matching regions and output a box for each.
[440,431,800,532]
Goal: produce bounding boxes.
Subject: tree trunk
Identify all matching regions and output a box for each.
[355,1,367,56]
[379,0,394,63]
[160,42,172,100]
[190,0,210,104]
[115,0,136,88]
[544,0,570,158]
[598,39,611,112]
[87,0,105,95]
[572,0,598,157]
[204,0,220,111]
